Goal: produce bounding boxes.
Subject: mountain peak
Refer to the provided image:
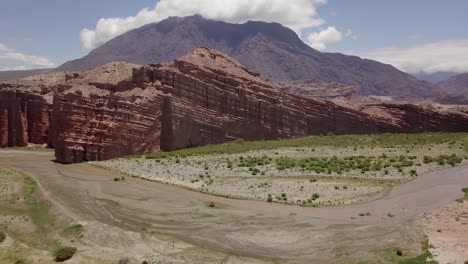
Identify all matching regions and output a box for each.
[177,46,262,80]
[58,16,433,100]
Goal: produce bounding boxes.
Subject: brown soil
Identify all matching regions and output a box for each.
[1,150,468,263]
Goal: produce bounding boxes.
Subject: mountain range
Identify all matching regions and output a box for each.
[1,15,467,103]
[58,15,434,100]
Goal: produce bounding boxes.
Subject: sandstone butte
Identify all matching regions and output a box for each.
[1,47,468,163]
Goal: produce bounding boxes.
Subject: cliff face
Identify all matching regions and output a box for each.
[0,84,52,147]
[1,47,468,163]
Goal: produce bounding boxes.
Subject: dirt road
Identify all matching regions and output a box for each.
[1,150,467,263]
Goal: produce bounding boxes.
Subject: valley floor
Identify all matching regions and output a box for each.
[0,144,468,263]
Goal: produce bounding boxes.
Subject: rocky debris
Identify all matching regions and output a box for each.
[1,47,468,163]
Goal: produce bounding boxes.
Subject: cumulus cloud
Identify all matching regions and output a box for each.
[351,39,468,74]
[0,42,55,69]
[80,0,328,50]
[306,26,342,50]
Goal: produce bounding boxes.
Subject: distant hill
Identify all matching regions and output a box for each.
[414,71,460,84]
[437,73,468,104]
[58,15,434,100]
[0,69,51,82]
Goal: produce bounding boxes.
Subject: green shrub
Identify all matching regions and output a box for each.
[463,187,468,200]
[64,224,84,237]
[53,246,77,262]
[396,249,403,256]
[0,230,5,243]
[208,202,215,208]
[312,193,320,200]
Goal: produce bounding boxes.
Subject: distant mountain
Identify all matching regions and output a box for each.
[437,73,468,104]
[58,15,433,100]
[414,71,460,84]
[0,69,51,82]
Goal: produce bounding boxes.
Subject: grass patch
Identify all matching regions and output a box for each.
[53,246,77,262]
[4,146,52,152]
[0,167,60,251]
[399,240,436,264]
[142,133,468,159]
[64,224,84,237]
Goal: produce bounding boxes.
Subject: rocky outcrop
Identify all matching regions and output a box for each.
[0,84,52,147]
[1,47,468,163]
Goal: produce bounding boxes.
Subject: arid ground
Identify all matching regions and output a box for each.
[1,134,468,263]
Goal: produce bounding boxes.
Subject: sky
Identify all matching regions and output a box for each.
[1,0,468,75]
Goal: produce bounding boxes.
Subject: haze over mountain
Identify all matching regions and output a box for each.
[437,72,468,105]
[59,15,433,100]
[414,71,460,84]
[0,69,51,82]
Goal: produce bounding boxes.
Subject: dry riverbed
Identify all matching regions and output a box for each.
[97,141,467,206]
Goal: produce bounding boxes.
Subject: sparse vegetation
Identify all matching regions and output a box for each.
[99,133,467,206]
[53,246,77,262]
[143,133,468,159]
[208,201,215,208]
[398,240,436,264]
[64,224,84,237]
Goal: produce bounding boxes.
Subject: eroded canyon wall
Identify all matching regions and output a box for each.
[1,47,468,163]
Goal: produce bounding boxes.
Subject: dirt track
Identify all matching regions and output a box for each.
[1,150,467,263]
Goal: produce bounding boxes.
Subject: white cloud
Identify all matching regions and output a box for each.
[80,0,327,50]
[0,42,55,69]
[350,39,468,74]
[306,26,342,50]
[345,29,358,40]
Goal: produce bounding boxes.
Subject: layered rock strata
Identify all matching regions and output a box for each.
[1,47,468,163]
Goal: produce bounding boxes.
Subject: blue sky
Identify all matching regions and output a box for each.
[1,0,468,74]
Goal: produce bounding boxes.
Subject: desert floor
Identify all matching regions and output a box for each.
[0,149,467,263]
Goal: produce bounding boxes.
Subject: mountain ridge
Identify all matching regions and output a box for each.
[58,15,434,100]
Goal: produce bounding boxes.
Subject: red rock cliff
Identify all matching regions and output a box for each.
[1,47,468,163]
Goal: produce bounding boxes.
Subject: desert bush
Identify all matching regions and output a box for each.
[267,194,273,203]
[463,187,468,200]
[312,193,320,200]
[53,246,77,262]
[0,230,5,242]
[208,202,215,208]
[396,249,403,256]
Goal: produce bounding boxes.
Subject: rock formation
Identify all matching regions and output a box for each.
[1,47,468,163]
